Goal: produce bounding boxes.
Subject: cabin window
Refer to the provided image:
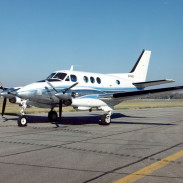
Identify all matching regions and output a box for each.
[90,77,95,83]
[65,76,70,81]
[116,80,120,85]
[71,75,77,82]
[83,76,88,83]
[96,77,101,84]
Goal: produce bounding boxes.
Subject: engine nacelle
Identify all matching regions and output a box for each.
[9,97,22,104]
[63,99,72,106]
[55,92,74,106]
[55,93,72,100]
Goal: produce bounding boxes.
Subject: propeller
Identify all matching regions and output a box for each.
[46,80,63,121]
[59,99,63,121]
[0,82,7,116]
[63,82,78,94]
[45,80,58,93]
[46,80,79,121]
[2,97,7,116]
[0,81,20,116]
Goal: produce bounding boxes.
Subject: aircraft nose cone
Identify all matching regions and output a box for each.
[0,91,5,97]
[0,91,9,98]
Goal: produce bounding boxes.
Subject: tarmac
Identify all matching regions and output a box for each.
[0,107,183,183]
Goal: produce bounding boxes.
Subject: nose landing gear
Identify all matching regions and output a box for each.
[17,100,28,127]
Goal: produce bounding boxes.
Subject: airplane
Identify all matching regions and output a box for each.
[0,49,183,127]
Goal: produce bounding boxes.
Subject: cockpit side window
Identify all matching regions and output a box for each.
[65,76,70,81]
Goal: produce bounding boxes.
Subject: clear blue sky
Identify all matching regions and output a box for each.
[0,0,183,87]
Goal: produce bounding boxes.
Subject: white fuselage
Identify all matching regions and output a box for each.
[16,70,138,110]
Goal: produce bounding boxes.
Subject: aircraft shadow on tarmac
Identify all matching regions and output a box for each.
[1,113,175,126]
[111,113,146,119]
[111,121,174,126]
[1,113,19,123]
[111,113,174,125]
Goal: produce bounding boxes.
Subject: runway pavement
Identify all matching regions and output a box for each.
[0,107,183,183]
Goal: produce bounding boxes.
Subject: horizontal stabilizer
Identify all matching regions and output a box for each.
[133,79,175,88]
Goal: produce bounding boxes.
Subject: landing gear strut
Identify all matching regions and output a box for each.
[100,111,111,125]
[17,100,27,127]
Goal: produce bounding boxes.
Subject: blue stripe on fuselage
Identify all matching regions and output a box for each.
[18,86,138,95]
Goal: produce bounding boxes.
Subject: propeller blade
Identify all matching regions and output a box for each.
[0,81,4,90]
[45,80,58,93]
[63,82,79,94]
[7,87,21,95]
[59,100,63,121]
[2,97,7,116]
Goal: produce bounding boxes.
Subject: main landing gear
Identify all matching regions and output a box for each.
[17,104,60,127]
[48,110,58,122]
[17,115,27,127]
[100,111,112,125]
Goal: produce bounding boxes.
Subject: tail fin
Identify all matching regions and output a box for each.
[130,49,151,82]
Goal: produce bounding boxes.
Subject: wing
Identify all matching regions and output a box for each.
[99,86,183,105]
[133,79,175,88]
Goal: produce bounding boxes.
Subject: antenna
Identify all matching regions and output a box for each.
[70,65,74,71]
[70,65,81,71]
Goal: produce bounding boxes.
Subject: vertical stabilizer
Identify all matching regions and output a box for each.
[130,49,151,82]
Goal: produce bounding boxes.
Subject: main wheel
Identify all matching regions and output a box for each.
[17,115,27,127]
[48,111,58,122]
[100,114,111,125]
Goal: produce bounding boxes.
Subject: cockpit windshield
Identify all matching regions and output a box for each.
[37,72,67,83]
[46,72,67,81]
[47,73,56,79]
[54,73,67,80]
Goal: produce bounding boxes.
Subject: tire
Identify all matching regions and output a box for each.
[100,114,111,125]
[17,115,27,127]
[48,111,58,122]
